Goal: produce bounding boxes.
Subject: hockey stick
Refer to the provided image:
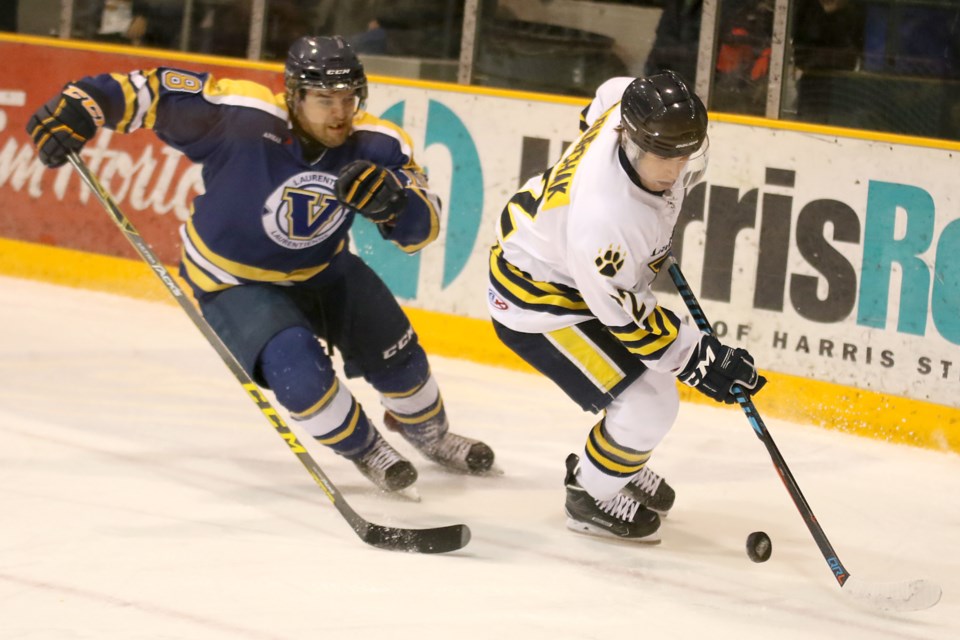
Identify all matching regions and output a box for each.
[665,255,940,612]
[66,151,469,554]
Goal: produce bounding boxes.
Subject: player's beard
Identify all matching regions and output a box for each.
[293,101,354,151]
[292,114,353,160]
[311,119,352,148]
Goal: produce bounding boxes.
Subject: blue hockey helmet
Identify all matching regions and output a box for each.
[620,71,707,158]
[284,35,368,110]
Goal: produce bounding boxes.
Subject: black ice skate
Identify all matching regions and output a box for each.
[563,454,661,542]
[350,432,418,492]
[621,466,676,515]
[384,412,495,473]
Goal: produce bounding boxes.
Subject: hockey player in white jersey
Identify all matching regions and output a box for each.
[488,72,765,541]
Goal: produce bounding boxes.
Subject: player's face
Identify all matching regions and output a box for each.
[295,89,360,148]
[634,152,691,192]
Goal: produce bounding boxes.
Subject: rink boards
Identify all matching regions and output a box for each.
[1,34,957,452]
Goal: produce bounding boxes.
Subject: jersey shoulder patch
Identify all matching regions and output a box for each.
[159,69,206,94]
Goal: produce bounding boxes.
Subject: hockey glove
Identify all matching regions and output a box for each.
[677,334,766,405]
[335,160,407,224]
[27,85,103,168]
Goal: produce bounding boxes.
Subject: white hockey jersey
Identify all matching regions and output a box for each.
[487,77,700,376]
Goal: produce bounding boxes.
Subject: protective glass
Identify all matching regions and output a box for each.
[621,133,710,190]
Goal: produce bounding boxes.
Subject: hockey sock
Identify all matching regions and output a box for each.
[365,346,443,423]
[260,326,374,457]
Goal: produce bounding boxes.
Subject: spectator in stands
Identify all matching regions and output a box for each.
[794,0,863,74]
[791,0,865,125]
[69,1,179,48]
[711,0,774,116]
[644,0,701,84]
[127,0,185,49]
[861,0,959,79]
[645,0,774,116]
[347,19,388,55]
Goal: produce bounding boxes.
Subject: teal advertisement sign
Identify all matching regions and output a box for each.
[353,99,484,300]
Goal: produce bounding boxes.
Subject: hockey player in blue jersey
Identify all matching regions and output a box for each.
[27,35,495,492]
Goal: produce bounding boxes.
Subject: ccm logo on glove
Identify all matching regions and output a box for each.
[27,84,104,168]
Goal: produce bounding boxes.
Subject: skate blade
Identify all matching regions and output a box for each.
[395,486,422,502]
[564,518,662,544]
[428,462,504,477]
[475,463,505,477]
[375,485,421,502]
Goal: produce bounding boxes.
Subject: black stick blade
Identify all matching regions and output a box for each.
[361,523,471,554]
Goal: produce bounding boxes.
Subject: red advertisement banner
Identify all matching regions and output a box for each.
[0,36,282,264]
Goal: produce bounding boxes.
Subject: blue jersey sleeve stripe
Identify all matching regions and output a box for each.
[143,71,161,129]
[129,71,156,132]
[179,224,242,288]
[183,219,345,284]
[391,186,440,253]
[109,72,138,133]
[180,249,233,293]
[106,70,160,133]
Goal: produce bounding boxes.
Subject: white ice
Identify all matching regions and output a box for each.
[0,275,958,640]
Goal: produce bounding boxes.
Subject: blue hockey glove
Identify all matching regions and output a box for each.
[335,160,407,224]
[678,334,766,404]
[27,85,103,168]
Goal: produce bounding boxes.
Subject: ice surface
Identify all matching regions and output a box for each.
[1,276,957,639]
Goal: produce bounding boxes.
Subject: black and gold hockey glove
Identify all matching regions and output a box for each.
[678,334,766,404]
[335,160,407,224]
[27,84,104,168]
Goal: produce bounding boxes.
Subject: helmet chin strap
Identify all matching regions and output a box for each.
[619,133,646,174]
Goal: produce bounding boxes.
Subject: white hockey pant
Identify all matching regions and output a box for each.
[578,369,679,501]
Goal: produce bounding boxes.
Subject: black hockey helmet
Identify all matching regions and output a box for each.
[284,35,368,110]
[620,71,707,158]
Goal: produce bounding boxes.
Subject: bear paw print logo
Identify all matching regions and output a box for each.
[595,245,625,277]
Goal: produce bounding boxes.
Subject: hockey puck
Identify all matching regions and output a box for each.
[746,531,772,563]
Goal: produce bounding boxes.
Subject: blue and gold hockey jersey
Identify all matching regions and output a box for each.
[72,67,440,297]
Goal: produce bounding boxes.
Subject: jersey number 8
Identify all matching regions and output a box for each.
[161,71,203,94]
